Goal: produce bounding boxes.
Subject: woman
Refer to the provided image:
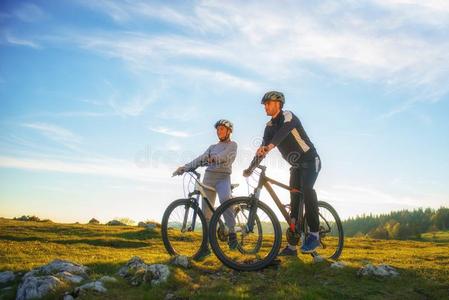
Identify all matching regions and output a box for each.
[173,119,238,257]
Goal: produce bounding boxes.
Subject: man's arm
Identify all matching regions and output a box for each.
[243,154,265,176]
[269,111,298,147]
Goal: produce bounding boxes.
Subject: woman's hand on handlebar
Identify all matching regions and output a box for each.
[172,166,186,177]
[243,168,252,177]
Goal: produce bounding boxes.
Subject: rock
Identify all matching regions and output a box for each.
[76,281,107,293]
[63,294,75,300]
[138,222,157,230]
[16,259,89,300]
[118,256,147,277]
[99,276,118,283]
[330,261,346,269]
[0,271,15,283]
[29,259,89,278]
[106,220,127,226]
[147,264,170,285]
[357,264,399,277]
[172,255,190,268]
[312,255,324,263]
[118,257,170,286]
[146,223,157,230]
[57,271,84,283]
[16,275,64,300]
[118,257,149,286]
[165,292,175,300]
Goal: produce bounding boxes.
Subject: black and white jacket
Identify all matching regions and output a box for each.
[262,110,317,165]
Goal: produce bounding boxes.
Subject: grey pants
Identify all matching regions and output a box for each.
[202,171,235,228]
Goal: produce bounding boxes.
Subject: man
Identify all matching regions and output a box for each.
[243,91,321,255]
[173,119,238,256]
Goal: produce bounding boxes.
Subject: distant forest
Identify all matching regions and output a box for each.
[342,207,449,240]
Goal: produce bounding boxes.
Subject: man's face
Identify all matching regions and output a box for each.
[216,125,230,140]
[264,100,281,117]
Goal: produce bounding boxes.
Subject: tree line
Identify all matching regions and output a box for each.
[342,207,449,240]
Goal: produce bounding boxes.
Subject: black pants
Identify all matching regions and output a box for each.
[289,156,321,232]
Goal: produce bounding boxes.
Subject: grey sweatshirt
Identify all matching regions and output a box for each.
[184,140,238,174]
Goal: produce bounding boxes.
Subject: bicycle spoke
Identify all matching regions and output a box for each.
[162,199,206,258]
[209,197,281,271]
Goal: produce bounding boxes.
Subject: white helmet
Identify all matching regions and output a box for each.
[214,119,233,132]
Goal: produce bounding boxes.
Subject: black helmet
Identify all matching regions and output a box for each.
[214,119,233,132]
[261,91,285,105]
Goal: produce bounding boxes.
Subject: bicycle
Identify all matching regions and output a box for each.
[208,165,344,271]
[161,169,242,260]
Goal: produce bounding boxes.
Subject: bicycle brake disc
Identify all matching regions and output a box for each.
[217,225,228,242]
[286,228,300,246]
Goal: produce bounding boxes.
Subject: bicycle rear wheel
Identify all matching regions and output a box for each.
[304,201,344,260]
[209,197,282,271]
[161,198,207,260]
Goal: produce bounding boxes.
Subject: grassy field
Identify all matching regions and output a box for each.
[0,218,448,300]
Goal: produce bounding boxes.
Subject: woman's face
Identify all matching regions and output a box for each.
[216,125,230,140]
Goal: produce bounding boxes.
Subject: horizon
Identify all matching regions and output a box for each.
[1,1,449,224]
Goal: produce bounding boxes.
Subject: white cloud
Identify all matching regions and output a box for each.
[67,0,449,103]
[149,126,192,138]
[0,155,171,184]
[21,122,82,149]
[3,32,41,49]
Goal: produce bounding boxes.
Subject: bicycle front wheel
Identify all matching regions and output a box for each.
[209,197,282,271]
[161,198,207,260]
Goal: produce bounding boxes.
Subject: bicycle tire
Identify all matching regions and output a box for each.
[209,197,282,271]
[161,198,208,260]
[303,201,344,260]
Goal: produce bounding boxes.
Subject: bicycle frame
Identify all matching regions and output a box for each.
[181,171,215,232]
[247,165,302,232]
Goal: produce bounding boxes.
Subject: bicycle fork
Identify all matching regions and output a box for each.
[245,194,260,233]
[182,195,200,232]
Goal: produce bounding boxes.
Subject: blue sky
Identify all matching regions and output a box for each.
[1,0,448,223]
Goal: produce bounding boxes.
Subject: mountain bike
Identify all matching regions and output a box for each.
[208,165,344,271]
[161,169,242,260]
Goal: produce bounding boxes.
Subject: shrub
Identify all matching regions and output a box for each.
[88,218,100,225]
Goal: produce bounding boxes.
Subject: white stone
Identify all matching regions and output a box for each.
[99,276,118,283]
[118,256,147,277]
[358,264,399,277]
[57,271,84,283]
[312,255,324,263]
[330,261,346,269]
[63,295,75,300]
[172,255,190,268]
[147,264,170,285]
[24,259,89,279]
[146,223,156,230]
[16,275,63,300]
[0,271,15,283]
[78,281,107,293]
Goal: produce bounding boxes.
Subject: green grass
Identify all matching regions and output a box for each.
[1,218,448,299]
[421,231,449,243]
